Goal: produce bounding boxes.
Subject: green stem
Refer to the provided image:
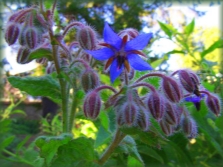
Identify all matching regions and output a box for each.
[69,90,79,133]
[98,129,126,165]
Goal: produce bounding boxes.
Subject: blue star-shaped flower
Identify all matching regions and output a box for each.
[184,94,205,111]
[86,22,153,83]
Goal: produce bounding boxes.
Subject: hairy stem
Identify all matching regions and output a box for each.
[98,129,126,165]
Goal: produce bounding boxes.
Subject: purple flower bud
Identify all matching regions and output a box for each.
[118,28,139,39]
[161,76,182,103]
[137,110,150,131]
[81,69,100,93]
[206,94,221,117]
[159,120,174,136]
[36,57,48,66]
[83,91,101,119]
[5,23,20,45]
[77,26,97,50]
[181,116,197,139]
[164,102,178,125]
[178,69,200,95]
[16,47,31,64]
[121,102,138,126]
[24,27,40,49]
[146,91,165,121]
[46,63,56,74]
[19,26,27,46]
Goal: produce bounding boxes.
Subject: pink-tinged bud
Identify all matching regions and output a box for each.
[161,76,182,103]
[83,91,101,120]
[175,106,184,125]
[36,57,48,66]
[19,26,27,46]
[206,94,221,117]
[178,69,200,95]
[164,102,178,125]
[181,117,197,139]
[137,110,150,131]
[17,47,31,64]
[81,69,100,93]
[120,102,138,126]
[159,120,174,136]
[46,63,56,74]
[77,26,97,50]
[24,27,39,49]
[146,91,165,121]
[118,28,139,39]
[5,23,20,45]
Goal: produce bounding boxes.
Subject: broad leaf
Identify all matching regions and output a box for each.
[51,137,96,167]
[29,48,53,61]
[158,21,177,38]
[8,74,61,104]
[35,133,73,167]
[0,136,15,151]
[94,125,111,148]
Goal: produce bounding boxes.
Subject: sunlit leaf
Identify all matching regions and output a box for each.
[185,19,195,36]
[201,39,223,58]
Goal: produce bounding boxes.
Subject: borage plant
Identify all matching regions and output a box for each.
[4,1,221,166]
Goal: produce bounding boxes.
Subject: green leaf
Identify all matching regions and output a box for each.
[51,137,96,167]
[8,74,61,104]
[35,133,73,167]
[29,48,53,61]
[99,111,109,131]
[185,19,195,35]
[0,136,15,151]
[127,156,143,167]
[158,21,176,38]
[166,50,185,55]
[16,135,31,154]
[138,145,164,163]
[151,55,168,68]
[11,109,27,116]
[94,125,111,148]
[201,39,223,58]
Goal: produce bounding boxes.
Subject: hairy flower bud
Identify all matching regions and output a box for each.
[164,102,178,125]
[17,47,31,64]
[46,63,56,74]
[206,94,221,117]
[77,26,97,50]
[25,27,39,49]
[159,120,174,136]
[146,91,165,121]
[36,57,48,66]
[181,116,197,139]
[81,69,100,93]
[122,102,138,126]
[137,110,150,131]
[161,76,182,103]
[5,23,20,45]
[178,69,200,95]
[118,28,139,39]
[83,91,101,119]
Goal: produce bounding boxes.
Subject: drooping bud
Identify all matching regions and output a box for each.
[181,116,197,139]
[16,46,31,64]
[81,69,100,93]
[164,102,178,125]
[46,63,56,74]
[178,69,200,95]
[159,120,174,136]
[77,26,97,50]
[24,27,40,49]
[146,91,165,121]
[83,91,101,119]
[36,57,48,66]
[161,76,182,103]
[5,23,20,45]
[205,94,221,117]
[121,102,138,126]
[137,110,150,131]
[118,28,139,40]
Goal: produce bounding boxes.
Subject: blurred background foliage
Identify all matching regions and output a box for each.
[0,0,223,167]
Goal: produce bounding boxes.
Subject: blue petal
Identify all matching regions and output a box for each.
[103,22,122,50]
[110,58,124,83]
[85,48,114,60]
[125,33,153,51]
[185,95,204,103]
[127,54,153,71]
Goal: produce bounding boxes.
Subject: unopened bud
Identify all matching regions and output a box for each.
[77,26,97,50]
[206,94,221,117]
[181,116,197,139]
[137,110,150,131]
[36,57,48,66]
[17,47,31,64]
[164,102,178,125]
[118,28,139,39]
[146,91,165,121]
[83,91,101,119]
[46,63,56,74]
[25,27,40,49]
[122,103,138,126]
[81,69,100,93]
[159,120,174,136]
[161,76,182,103]
[5,23,20,45]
